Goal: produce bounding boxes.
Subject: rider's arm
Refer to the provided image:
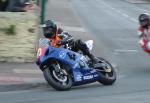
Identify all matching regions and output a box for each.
[58,28,74,44]
[137,26,145,38]
[145,28,150,40]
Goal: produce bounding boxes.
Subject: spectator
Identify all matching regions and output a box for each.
[6,0,35,12]
[0,0,8,11]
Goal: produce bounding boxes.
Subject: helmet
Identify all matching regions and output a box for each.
[42,20,57,38]
[139,13,150,28]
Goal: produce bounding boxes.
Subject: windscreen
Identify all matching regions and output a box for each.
[38,38,50,48]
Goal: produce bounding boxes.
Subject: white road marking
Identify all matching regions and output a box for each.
[13,69,42,74]
[22,77,45,83]
[55,21,86,32]
[0,76,22,82]
[100,1,136,22]
[0,76,45,84]
[130,18,138,23]
[100,0,146,23]
[137,7,150,14]
[62,26,86,32]
[122,13,130,18]
[114,49,139,52]
[125,0,150,4]
[117,38,138,41]
[116,10,122,14]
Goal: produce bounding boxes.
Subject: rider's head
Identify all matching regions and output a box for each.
[139,13,150,28]
[42,20,57,38]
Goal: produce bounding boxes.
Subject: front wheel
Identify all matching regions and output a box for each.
[43,60,72,91]
[96,57,117,85]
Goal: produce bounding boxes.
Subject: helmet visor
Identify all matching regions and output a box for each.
[140,20,148,27]
[43,27,55,37]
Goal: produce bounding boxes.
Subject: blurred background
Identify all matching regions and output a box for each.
[1,0,150,103]
[0,0,45,62]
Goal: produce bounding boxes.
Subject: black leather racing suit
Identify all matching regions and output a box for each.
[57,28,96,61]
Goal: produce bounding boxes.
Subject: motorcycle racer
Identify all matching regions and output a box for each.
[42,20,98,64]
[138,13,150,54]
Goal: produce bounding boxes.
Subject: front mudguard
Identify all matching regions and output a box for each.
[38,56,73,73]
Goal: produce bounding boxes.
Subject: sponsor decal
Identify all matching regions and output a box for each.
[59,51,66,59]
[76,75,82,81]
[94,74,99,78]
[90,70,96,73]
[37,48,42,57]
[83,75,93,80]
[80,56,87,62]
[73,63,78,69]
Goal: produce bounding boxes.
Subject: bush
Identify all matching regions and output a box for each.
[5,25,16,35]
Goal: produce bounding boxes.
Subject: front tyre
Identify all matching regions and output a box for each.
[43,60,72,91]
[97,58,116,85]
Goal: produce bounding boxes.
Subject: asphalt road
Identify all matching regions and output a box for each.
[1,0,150,103]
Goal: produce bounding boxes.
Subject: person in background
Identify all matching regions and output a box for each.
[0,0,8,11]
[138,13,150,54]
[6,0,35,12]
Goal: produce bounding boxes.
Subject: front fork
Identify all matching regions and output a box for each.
[52,61,68,76]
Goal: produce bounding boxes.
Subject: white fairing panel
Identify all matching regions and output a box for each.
[85,40,93,51]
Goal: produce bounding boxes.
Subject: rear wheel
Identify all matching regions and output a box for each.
[96,57,116,85]
[43,60,72,91]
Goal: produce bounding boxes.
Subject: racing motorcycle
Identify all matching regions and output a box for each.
[139,34,150,54]
[36,38,116,91]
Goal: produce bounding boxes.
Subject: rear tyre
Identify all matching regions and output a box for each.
[97,57,116,85]
[43,60,72,91]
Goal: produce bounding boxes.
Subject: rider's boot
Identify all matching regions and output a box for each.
[86,51,99,67]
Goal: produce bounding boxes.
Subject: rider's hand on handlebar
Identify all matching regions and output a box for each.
[57,40,62,45]
[57,40,66,45]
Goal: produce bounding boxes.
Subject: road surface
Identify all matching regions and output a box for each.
[0,0,150,103]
